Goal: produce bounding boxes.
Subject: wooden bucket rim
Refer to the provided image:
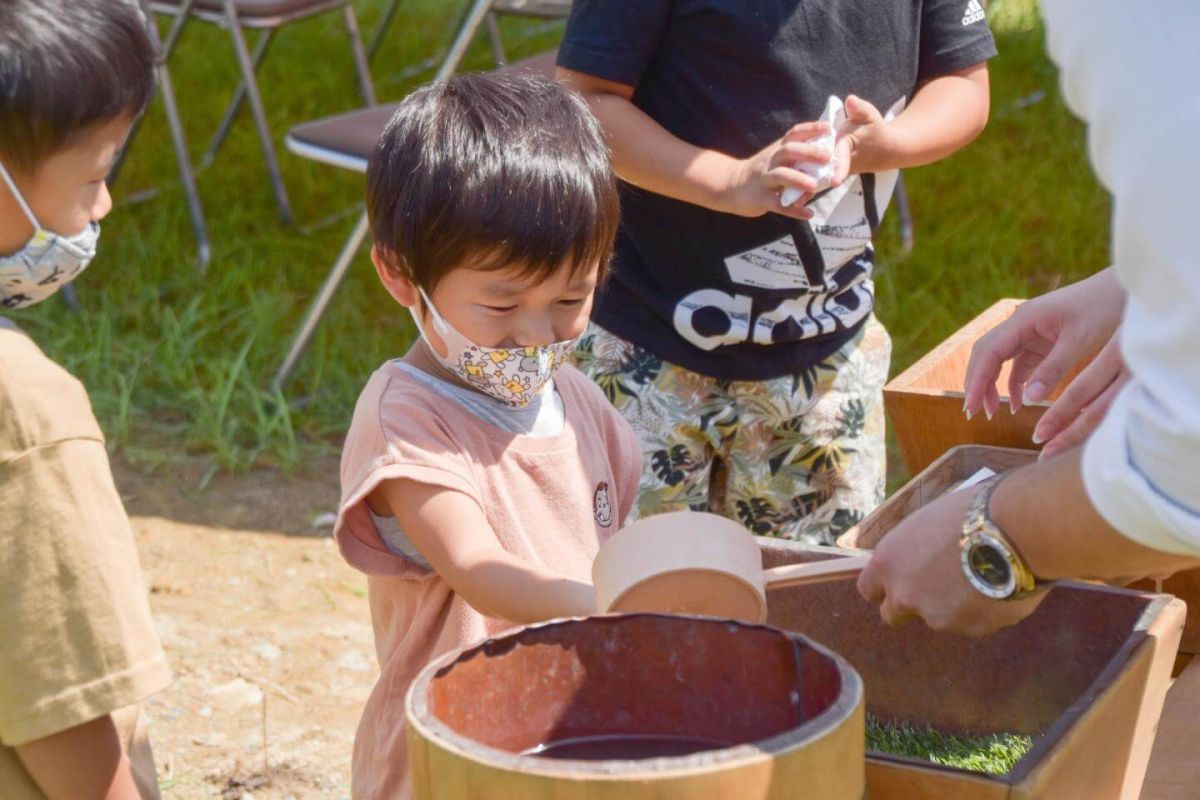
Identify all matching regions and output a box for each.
[405,613,865,778]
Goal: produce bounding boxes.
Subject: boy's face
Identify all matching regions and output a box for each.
[0,116,132,257]
[372,248,600,354]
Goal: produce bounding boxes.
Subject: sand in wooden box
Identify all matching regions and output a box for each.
[759,446,1185,799]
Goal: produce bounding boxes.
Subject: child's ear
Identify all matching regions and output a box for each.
[371,245,418,308]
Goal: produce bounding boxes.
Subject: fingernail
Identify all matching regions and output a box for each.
[962,398,969,415]
[965,408,974,421]
[985,407,994,421]
[1032,426,1047,445]
[1008,398,1020,415]
[1024,381,1047,405]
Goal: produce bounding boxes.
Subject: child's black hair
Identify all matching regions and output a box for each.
[0,0,157,170]
[367,70,620,290]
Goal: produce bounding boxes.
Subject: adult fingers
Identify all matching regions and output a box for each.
[1039,373,1129,459]
[964,320,1028,417]
[856,560,886,605]
[983,382,1001,421]
[1003,347,1051,417]
[878,593,918,628]
[1033,337,1124,444]
[1019,328,1089,407]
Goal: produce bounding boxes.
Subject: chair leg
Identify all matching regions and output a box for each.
[108,0,196,183]
[201,29,275,170]
[486,11,507,67]
[112,1,211,270]
[160,60,213,270]
[222,0,294,224]
[366,0,404,62]
[342,3,378,106]
[435,0,496,81]
[271,212,371,391]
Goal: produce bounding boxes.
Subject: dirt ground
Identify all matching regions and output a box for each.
[114,455,375,800]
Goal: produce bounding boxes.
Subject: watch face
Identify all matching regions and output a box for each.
[963,534,1016,599]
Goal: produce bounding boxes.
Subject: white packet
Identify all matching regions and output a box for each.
[781,95,845,207]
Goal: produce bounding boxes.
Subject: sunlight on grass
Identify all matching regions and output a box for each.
[866,714,1036,775]
[8,0,1108,475]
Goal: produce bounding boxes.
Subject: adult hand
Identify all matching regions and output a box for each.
[856,483,1047,636]
[1035,332,1130,460]
[719,121,832,220]
[963,267,1126,420]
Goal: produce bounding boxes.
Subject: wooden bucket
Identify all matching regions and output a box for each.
[406,614,865,799]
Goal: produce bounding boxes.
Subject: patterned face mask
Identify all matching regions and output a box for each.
[0,161,99,310]
[411,288,579,408]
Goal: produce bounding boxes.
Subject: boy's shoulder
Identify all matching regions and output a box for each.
[0,319,103,461]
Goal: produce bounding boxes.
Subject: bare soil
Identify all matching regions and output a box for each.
[115,455,375,800]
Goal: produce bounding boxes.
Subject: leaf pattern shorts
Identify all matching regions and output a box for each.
[574,316,891,545]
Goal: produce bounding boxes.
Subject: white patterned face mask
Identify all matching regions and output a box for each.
[411,287,579,408]
[0,161,99,310]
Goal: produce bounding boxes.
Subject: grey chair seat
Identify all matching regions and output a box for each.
[491,0,573,18]
[285,50,558,172]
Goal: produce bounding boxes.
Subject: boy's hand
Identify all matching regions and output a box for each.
[832,95,890,185]
[719,121,833,220]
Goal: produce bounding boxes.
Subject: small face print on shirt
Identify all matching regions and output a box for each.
[594,481,613,528]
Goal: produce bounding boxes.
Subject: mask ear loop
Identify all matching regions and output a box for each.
[416,287,452,337]
[0,161,43,232]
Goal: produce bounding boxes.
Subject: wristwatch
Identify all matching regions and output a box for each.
[960,475,1039,600]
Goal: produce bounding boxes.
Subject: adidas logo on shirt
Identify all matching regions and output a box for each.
[962,0,986,25]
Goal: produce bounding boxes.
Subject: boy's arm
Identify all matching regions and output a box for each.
[557,68,831,221]
[835,63,991,178]
[372,479,596,623]
[559,62,989,216]
[15,715,142,800]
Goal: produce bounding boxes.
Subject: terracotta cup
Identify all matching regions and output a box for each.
[592,511,869,623]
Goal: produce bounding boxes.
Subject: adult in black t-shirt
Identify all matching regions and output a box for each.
[561,0,997,542]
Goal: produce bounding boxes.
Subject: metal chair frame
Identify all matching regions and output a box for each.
[146,0,378,225]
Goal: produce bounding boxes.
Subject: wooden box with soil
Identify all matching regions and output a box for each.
[760,448,1186,798]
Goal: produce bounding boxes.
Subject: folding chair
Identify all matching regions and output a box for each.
[271,50,557,390]
[149,0,378,225]
[369,0,571,70]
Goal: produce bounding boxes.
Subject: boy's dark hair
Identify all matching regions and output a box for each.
[367,71,619,291]
[0,0,158,171]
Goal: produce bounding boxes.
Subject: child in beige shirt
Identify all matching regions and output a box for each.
[0,3,170,798]
[334,71,640,799]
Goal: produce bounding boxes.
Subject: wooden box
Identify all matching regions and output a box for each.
[885,298,1048,475]
[758,447,1185,798]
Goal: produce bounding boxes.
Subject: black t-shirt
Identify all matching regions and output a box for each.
[559,0,997,380]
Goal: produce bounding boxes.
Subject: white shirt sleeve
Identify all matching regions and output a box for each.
[1043,0,1200,555]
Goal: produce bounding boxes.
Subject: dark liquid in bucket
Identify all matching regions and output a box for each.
[523,734,729,760]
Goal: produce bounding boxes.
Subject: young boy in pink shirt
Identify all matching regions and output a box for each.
[334,72,640,798]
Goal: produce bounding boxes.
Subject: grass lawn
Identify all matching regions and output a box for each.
[866,714,1036,775]
[8,0,1109,475]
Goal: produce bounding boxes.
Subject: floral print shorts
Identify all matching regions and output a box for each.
[574,317,891,545]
